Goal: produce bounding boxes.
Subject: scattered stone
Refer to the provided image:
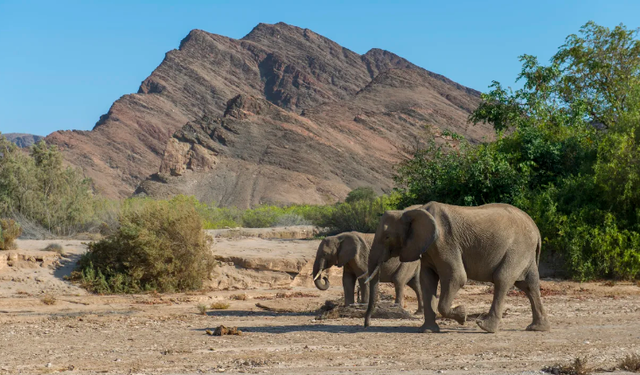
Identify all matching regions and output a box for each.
[207,325,242,336]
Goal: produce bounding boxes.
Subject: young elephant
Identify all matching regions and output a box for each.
[364,202,550,334]
[312,231,423,311]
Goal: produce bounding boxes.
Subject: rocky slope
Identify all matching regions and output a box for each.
[4,133,43,148]
[46,22,493,203]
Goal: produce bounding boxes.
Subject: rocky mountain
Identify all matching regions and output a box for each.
[3,133,43,148]
[46,22,494,205]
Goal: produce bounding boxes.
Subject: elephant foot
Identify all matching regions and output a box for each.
[414,308,424,315]
[419,322,440,333]
[526,320,550,332]
[451,306,467,325]
[476,313,500,333]
[364,317,371,328]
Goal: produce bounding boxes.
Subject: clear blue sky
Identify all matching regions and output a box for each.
[1,0,639,136]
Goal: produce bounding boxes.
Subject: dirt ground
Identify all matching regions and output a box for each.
[1,237,639,375]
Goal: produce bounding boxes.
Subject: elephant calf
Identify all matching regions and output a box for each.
[312,231,423,311]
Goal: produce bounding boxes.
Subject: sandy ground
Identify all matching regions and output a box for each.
[1,237,639,375]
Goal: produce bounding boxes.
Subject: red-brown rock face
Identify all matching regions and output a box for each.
[46,22,493,205]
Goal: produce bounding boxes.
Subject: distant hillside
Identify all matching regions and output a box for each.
[4,133,43,148]
[46,22,493,205]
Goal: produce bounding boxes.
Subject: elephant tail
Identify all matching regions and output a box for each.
[535,233,542,267]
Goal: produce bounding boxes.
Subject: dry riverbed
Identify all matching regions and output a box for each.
[1,237,639,375]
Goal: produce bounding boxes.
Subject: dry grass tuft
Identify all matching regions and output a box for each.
[196,303,208,315]
[41,294,57,305]
[44,243,65,256]
[542,357,591,375]
[275,291,319,299]
[210,301,230,310]
[619,354,640,372]
[229,293,248,301]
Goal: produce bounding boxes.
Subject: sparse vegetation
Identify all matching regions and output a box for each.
[41,294,57,305]
[73,196,216,294]
[196,303,208,315]
[542,357,591,375]
[0,135,103,236]
[43,243,65,256]
[0,218,22,250]
[210,301,230,310]
[318,194,399,234]
[229,293,248,301]
[619,354,640,372]
[345,186,377,203]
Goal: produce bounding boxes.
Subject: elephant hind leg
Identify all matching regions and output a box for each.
[358,278,370,304]
[515,266,550,332]
[437,268,467,325]
[407,276,423,314]
[476,277,510,333]
[393,280,406,309]
[343,272,357,307]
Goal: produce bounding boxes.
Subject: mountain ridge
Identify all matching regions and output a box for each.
[45,22,493,203]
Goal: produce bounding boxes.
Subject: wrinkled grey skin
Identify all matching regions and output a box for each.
[312,231,423,310]
[364,202,550,334]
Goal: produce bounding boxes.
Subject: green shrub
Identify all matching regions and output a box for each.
[395,22,640,280]
[73,197,216,293]
[0,135,99,236]
[318,195,399,234]
[0,219,22,250]
[241,205,285,228]
[345,187,376,203]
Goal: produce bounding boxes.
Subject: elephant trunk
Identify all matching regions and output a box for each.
[313,258,330,291]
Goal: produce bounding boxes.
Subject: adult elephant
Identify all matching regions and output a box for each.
[312,231,423,311]
[364,202,550,333]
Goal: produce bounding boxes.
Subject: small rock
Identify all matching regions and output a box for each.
[45,363,52,368]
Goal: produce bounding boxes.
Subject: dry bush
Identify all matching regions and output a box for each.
[210,301,230,310]
[196,303,208,315]
[73,197,216,294]
[41,294,57,305]
[44,243,65,256]
[0,219,22,250]
[542,357,591,375]
[619,354,640,372]
[230,293,248,301]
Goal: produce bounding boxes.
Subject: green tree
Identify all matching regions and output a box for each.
[397,21,640,280]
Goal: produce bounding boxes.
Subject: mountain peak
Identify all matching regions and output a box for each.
[47,23,491,201]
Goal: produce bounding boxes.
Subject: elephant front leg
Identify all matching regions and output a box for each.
[343,272,357,306]
[420,267,440,333]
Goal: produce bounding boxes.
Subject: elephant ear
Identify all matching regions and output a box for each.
[399,209,438,262]
[336,234,358,267]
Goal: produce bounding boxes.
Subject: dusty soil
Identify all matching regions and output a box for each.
[1,237,639,375]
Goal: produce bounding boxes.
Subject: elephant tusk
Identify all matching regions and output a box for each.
[313,272,322,281]
[364,265,380,284]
